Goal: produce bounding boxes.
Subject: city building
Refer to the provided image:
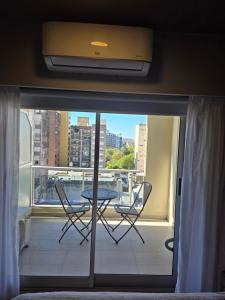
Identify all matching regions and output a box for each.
[106,131,122,148]
[91,120,107,169]
[69,118,91,168]
[134,124,147,171]
[28,110,61,166]
[47,111,61,166]
[59,111,69,167]
[77,117,89,126]
[28,110,49,166]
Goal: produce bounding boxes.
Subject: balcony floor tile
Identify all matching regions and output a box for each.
[19,217,174,276]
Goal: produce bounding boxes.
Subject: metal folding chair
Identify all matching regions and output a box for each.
[112,181,152,244]
[55,179,90,243]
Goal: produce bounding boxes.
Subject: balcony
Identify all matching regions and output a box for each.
[19,112,179,279]
[19,165,174,277]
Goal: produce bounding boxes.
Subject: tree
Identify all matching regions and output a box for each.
[121,144,134,155]
[105,144,134,169]
[119,153,135,169]
[105,148,114,165]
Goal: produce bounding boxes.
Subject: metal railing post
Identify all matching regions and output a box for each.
[81,170,85,200]
[31,166,35,206]
[129,171,133,205]
[116,178,122,202]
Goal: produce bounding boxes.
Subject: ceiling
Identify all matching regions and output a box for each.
[1,0,225,34]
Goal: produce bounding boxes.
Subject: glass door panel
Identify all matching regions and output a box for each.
[18,105,184,289]
[94,113,180,276]
[18,110,97,278]
[19,91,187,290]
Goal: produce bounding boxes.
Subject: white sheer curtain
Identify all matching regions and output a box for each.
[0,87,20,300]
[176,96,225,292]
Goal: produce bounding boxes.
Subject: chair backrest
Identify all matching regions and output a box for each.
[55,180,71,211]
[132,181,152,212]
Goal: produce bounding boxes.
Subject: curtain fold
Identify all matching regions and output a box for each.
[176,96,225,292]
[0,87,20,300]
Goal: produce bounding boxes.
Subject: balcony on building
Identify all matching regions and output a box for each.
[18,113,179,277]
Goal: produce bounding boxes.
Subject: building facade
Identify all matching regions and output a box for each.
[59,111,69,167]
[28,110,61,166]
[28,110,49,166]
[77,117,89,127]
[69,123,91,168]
[134,124,147,171]
[91,121,107,169]
[48,111,61,166]
[106,131,122,148]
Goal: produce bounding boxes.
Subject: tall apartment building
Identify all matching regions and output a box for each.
[28,110,49,166]
[69,120,91,168]
[135,124,147,171]
[59,111,69,167]
[106,131,122,148]
[48,111,61,166]
[91,120,107,169]
[28,110,61,166]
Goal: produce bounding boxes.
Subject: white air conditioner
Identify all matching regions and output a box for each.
[42,22,153,77]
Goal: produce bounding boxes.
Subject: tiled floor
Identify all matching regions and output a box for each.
[19,217,174,276]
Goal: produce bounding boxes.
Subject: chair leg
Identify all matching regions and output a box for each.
[80,214,102,245]
[62,212,83,231]
[59,226,70,243]
[59,222,87,243]
[59,213,89,243]
[115,220,134,244]
[75,213,89,230]
[80,206,111,245]
[131,224,145,243]
[126,216,145,244]
[81,218,92,231]
[80,220,89,230]
[61,215,74,231]
[111,215,125,231]
[115,215,145,244]
[125,215,145,244]
[100,213,114,230]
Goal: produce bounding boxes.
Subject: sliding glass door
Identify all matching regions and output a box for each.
[19,109,99,288]
[19,90,187,290]
[93,113,184,285]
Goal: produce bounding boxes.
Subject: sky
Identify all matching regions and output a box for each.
[69,112,147,139]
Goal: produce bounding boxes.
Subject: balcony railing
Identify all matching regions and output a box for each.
[32,165,144,207]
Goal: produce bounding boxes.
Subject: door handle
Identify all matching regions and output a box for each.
[178,177,182,196]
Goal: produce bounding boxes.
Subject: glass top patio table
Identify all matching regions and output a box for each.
[81,188,118,202]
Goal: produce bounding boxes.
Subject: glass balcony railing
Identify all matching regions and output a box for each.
[32,166,144,208]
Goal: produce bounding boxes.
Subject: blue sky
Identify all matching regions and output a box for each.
[69,112,147,139]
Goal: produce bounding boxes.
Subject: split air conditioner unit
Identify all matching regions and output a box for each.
[42,22,153,77]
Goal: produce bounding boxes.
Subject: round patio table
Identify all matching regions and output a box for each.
[81,188,118,244]
[81,188,118,202]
